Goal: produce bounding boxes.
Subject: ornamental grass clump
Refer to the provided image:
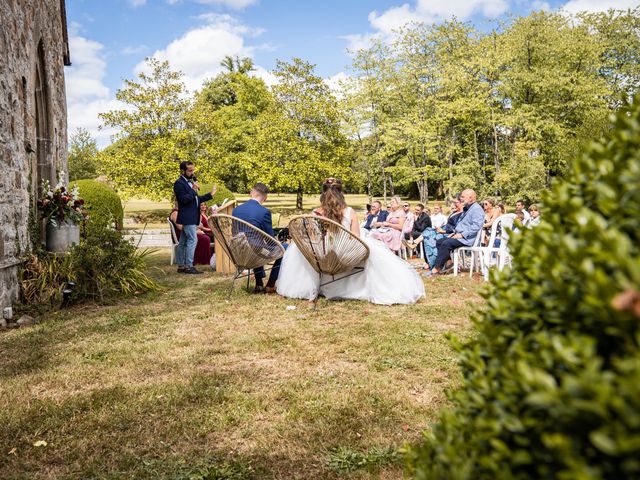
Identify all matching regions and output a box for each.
[405,99,640,478]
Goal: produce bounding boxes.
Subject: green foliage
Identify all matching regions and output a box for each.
[249,58,350,208]
[68,128,99,181]
[98,59,192,200]
[19,252,72,306]
[405,98,640,478]
[68,229,159,302]
[75,179,124,232]
[199,182,235,206]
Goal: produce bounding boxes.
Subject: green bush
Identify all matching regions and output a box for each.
[68,229,158,302]
[405,99,640,478]
[74,179,124,232]
[199,182,235,207]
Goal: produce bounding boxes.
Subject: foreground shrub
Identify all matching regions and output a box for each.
[75,179,124,232]
[69,228,158,302]
[405,100,640,478]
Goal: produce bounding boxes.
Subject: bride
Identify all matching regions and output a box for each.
[276,178,425,305]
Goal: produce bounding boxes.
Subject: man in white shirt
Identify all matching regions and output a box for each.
[515,200,531,222]
[430,205,447,229]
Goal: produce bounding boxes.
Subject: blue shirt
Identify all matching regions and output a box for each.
[453,202,484,246]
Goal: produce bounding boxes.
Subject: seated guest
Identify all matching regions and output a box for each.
[419,197,463,268]
[197,202,214,241]
[430,205,447,229]
[170,207,212,266]
[404,203,431,245]
[481,198,501,246]
[401,201,415,236]
[371,196,406,252]
[424,189,484,276]
[362,200,389,231]
[528,204,541,227]
[232,183,283,293]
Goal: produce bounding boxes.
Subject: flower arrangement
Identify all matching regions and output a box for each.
[38,177,85,227]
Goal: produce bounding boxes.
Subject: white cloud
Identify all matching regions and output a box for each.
[561,0,639,14]
[368,0,510,34]
[341,32,382,53]
[130,0,147,7]
[251,65,278,87]
[65,32,125,146]
[136,13,266,93]
[531,0,552,11]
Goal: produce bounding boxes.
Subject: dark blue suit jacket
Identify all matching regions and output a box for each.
[173,176,212,225]
[232,199,274,237]
[363,210,389,230]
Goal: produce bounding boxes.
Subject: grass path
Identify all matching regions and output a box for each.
[0,251,483,479]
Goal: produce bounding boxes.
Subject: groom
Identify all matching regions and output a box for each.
[232,183,282,293]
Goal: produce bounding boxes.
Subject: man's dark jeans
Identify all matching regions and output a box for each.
[433,237,465,270]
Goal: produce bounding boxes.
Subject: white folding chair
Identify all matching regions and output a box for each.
[479,214,516,280]
[453,229,483,277]
[167,218,180,265]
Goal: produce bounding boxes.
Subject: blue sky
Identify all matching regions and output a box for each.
[65,0,637,146]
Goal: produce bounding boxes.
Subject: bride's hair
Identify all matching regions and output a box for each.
[320,177,347,224]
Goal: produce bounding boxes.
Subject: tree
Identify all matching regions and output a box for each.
[68,128,99,181]
[98,58,192,200]
[250,58,349,209]
[187,56,272,192]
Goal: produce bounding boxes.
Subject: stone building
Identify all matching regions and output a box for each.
[0,0,71,315]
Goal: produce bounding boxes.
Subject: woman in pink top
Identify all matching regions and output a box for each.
[371,196,406,252]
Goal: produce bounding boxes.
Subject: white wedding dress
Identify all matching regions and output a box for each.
[277,208,425,305]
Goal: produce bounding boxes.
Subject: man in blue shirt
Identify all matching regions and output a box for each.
[426,189,484,275]
[173,161,217,274]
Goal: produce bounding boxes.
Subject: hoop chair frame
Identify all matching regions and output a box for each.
[167,217,180,265]
[287,215,370,300]
[209,214,285,295]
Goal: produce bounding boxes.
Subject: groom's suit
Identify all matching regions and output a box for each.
[232,199,282,286]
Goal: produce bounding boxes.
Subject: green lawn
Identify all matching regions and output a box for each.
[0,250,483,479]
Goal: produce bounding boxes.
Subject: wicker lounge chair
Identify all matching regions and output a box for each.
[209,214,285,294]
[287,215,370,300]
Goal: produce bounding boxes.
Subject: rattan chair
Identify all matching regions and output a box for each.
[209,214,285,294]
[287,215,370,300]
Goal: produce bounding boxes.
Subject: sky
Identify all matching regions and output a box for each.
[65,0,639,147]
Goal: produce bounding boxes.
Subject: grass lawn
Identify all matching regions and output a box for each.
[0,251,484,479]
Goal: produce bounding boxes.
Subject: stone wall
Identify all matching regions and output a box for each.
[0,0,70,314]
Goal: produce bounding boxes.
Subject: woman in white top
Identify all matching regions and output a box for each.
[277,178,425,305]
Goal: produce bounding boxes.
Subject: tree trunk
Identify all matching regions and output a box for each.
[296,184,303,210]
[417,178,428,204]
[389,174,394,197]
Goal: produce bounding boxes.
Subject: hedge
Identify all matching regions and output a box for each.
[74,179,124,233]
[405,98,640,478]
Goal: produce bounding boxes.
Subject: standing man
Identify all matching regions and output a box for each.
[425,189,484,276]
[173,161,217,274]
[232,183,282,293]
